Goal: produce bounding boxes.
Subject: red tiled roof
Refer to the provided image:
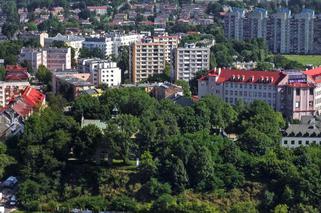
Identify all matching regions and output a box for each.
[5,71,30,81]
[5,65,28,72]
[201,69,286,85]
[304,67,321,78]
[21,86,45,108]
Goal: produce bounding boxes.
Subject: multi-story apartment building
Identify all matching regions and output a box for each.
[313,15,321,54]
[44,33,85,58]
[83,37,114,58]
[20,47,71,71]
[46,48,72,71]
[244,8,268,40]
[80,59,121,87]
[290,9,315,54]
[111,33,144,57]
[152,35,179,63]
[20,48,47,71]
[129,42,166,83]
[173,43,210,81]
[0,81,30,107]
[267,8,292,54]
[224,7,246,41]
[224,8,321,54]
[198,68,321,120]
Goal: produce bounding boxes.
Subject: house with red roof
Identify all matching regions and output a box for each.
[198,68,318,120]
[0,86,45,138]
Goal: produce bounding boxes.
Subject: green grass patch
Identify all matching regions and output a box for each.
[283,55,321,66]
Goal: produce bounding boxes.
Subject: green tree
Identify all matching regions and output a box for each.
[0,143,15,179]
[104,114,139,164]
[175,80,191,97]
[36,65,52,85]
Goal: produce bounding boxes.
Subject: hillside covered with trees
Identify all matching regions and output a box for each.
[0,88,321,212]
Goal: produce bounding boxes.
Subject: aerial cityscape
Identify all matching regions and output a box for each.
[0,0,321,212]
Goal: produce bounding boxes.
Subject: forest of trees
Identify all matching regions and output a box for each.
[0,88,321,212]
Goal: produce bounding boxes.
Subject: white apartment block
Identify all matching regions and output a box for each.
[20,48,71,71]
[129,42,166,83]
[0,81,30,107]
[111,33,144,57]
[174,43,210,81]
[20,48,47,71]
[83,37,114,58]
[80,59,121,87]
[44,33,85,59]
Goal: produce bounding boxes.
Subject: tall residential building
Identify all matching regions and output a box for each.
[83,37,114,58]
[80,59,121,87]
[267,8,292,54]
[173,43,210,81]
[224,7,246,41]
[152,35,179,63]
[129,42,166,83]
[290,9,315,54]
[313,15,321,54]
[244,8,268,40]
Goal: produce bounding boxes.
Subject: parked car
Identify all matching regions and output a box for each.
[2,177,17,188]
[9,195,16,206]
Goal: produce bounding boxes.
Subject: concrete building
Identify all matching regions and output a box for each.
[20,48,47,71]
[20,47,71,71]
[18,32,48,47]
[80,59,121,87]
[52,72,95,100]
[111,33,144,57]
[281,116,321,148]
[173,43,210,81]
[198,68,320,120]
[46,48,72,71]
[83,37,113,58]
[267,8,292,54]
[87,6,108,16]
[244,8,268,40]
[129,42,166,83]
[44,33,85,58]
[290,9,315,54]
[152,35,179,63]
[313,15,321,54]
[224,7,246,41]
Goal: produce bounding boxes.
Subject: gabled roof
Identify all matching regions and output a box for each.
[5,65,28,72]
[304,67,321,78]
[201,68,286,85]
[21,86,45,108]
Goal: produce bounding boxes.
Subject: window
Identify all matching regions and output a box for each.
[310,88,314,95]
[296,88,300,96]
[306,141,310,145]
[295,101,300,108]
[291,140,295,145]
[309,101,313,107]
[298,140,302,145]
[283,140,288,145]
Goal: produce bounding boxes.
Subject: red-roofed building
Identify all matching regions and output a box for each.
[0,86,45,138]
[5,65,30,82]
[198,68,318,119]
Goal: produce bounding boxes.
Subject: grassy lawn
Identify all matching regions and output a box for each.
[283,55,321,66]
